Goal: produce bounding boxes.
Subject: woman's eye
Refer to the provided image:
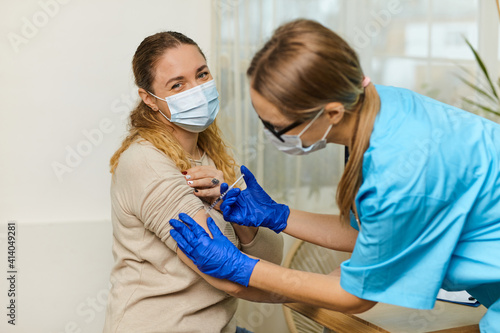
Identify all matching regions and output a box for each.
[171,83,182,90]
[198,72,209,79]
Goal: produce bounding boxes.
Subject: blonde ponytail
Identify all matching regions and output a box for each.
[336,84,380,222]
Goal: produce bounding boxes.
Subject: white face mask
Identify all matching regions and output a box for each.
[148,80,219,133]
[264,108,332,155]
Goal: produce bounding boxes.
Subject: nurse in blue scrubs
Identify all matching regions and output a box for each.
[169,19,500,331]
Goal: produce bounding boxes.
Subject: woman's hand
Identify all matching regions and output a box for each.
[220,165,290,233]
[183,165,224,207]
[170,213,259,287]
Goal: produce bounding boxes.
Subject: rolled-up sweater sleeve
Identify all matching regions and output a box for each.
[138,177,204,252]
[119,141,204,252]
[240,228,284,265]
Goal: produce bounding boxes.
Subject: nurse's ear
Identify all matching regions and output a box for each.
[324,102,346,125]
[138,88,160,112]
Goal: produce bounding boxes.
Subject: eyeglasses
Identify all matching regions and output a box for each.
[259,117,305,142]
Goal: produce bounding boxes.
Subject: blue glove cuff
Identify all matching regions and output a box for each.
[272,204,290,233]
[231,257,260,287]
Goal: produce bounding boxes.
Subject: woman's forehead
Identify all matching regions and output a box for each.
[154,45,207,81]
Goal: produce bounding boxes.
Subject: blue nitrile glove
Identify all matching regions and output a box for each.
[220,165,290,233]
[169,213,259,287]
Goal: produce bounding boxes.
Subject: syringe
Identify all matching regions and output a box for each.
[206,174,245,213]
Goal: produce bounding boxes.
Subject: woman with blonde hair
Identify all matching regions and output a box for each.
[171,19,500,331]
[103,31,283,333]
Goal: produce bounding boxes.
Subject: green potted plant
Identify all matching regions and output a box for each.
[458,0,500,121]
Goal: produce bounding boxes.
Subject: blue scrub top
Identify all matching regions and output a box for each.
[340,85,500,331]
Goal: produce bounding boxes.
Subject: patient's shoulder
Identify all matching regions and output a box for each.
[116,139,179,178]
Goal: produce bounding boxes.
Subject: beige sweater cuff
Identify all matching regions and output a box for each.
[240,227,284,265]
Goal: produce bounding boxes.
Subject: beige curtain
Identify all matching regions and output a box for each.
[211,0,346,214]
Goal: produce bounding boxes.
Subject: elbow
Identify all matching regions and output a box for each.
[223,283,249,299]
[343,299,377,314]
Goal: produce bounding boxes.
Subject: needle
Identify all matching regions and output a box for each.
[205,174,245,213]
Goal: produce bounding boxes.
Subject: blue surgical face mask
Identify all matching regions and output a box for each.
[264,108,332,155]
[148,80,219,133]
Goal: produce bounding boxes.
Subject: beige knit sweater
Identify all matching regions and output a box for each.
[103,140,283,333]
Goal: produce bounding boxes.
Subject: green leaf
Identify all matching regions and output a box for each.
[463,98,500,117]
[455,63,498,104]
[464,38,499,99]
[457,75,498,103]
[456,63,476,79]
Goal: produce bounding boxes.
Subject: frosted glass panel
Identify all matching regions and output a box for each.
[426,63,477,107]
[430,0,478,59]
[432,0,479,18]
[275,0,342,25]
[373,58,477,106]
[431,22,477,59]
[404,22,429,57]
[371,0,429,18]
[370,0,429,56]
[373,57,427,91]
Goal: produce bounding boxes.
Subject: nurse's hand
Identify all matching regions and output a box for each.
[170,213,259,287]
[220,165,290,233]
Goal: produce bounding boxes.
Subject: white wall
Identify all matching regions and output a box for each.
[0,0,213,223]
[0,1,214,332]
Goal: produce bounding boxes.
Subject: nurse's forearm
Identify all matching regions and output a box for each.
[283,209,358,252]
[249,260,376,313]
[178,248,291,303]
